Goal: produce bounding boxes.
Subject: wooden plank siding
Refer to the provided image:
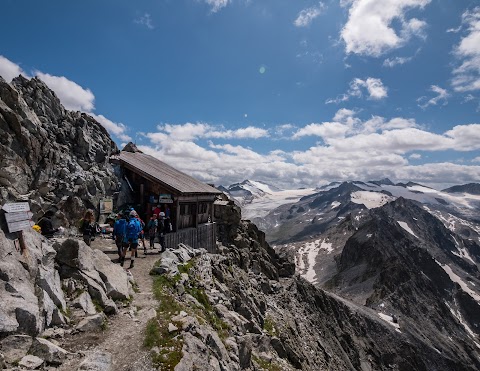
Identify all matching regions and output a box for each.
[164,223,217,253]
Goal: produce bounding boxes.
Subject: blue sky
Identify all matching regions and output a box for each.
[0,0,479,188]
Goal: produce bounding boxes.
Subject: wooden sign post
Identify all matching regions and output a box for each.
[2,202,33,253]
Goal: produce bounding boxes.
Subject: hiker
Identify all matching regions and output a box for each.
[157,212,166,252]
[146,214,158,249]
[113,212,126,259]
[37,210,59,238]
[153,204,161,217]
[79,209,98,246]
[138,217,147,254]
[120,210,142,269]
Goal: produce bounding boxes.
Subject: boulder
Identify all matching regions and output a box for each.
[54,239,96,271]
[41,289,67,327]
[76,313,107,332]
[0,334,33,363]
[18,354,44,369]
[30,337,69,365]
[78,351,113,371]
[92,249,130,300]
[71,291,97,315]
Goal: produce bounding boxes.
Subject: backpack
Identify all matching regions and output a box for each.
[125,218,141,240]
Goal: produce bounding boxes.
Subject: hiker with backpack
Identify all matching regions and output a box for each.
[79,209,98,246]
[120,210,143,269]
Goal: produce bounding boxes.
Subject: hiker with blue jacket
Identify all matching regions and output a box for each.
[120,210,143,269]
[113,212,126,260]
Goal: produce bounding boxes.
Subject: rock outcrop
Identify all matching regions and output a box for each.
[0,75,121,228]
[145,202,480,370]
[0,228,131,369]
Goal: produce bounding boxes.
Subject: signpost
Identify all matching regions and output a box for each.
[2,202,33,253]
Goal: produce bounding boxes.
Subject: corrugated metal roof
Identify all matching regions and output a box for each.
[116,151,222,195]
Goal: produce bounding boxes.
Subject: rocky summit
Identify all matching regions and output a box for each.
[0,76,121,228]
[1,77,480,370]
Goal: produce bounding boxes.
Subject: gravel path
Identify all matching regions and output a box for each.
[59,237,162,371]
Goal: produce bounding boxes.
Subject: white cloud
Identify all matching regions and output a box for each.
[293,122,349,140]
[472,157,480,163]
[383,55,413,67]
[0,55,131,142]
[156,122,269,140]
[0,55,27,82]
[90,114,132,142]
[341,0,431,57]
[35,72,95,112]
[138,111,480,188]
[205,0,230,13]
[417,85,449,109]
[134,13,154,30]
[452,7,480,92]
[294,3,326,27]
[327,77,388,103]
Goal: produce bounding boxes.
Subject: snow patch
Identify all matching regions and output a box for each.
[377,313,401,333]
[437,262,480,302]
[331,201,341,209]
[445,302,476,337]
[350,191,394,209]
[397,221,418,238]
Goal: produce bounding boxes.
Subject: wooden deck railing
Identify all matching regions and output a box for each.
[164,222,216,253]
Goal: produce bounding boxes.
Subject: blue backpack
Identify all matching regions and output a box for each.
[125,218,141,240]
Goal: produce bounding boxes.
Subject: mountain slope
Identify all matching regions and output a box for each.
[265,180,480,244]
[0,76,124,227]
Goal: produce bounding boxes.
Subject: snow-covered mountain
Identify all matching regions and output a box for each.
[261,179,480,244]
[273,190,480,361]
[220,179,315,220]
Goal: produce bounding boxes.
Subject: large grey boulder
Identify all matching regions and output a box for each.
[30,337,69,365]
[92,249,130,300]
[18,354,44,369]
[0,334,33,364]
[76,313,107,332]
[0,229,43,336]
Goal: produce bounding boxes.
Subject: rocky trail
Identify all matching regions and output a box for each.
[58,237,162,371]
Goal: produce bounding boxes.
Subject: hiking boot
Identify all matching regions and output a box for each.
[120,257,124,267]
[129,261,134,269]
[144,248,147,254]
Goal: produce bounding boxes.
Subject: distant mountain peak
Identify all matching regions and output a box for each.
[442,183,480,195]
[370,178,395,186]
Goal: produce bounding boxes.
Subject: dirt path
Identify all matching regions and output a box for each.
[59,237,162,371]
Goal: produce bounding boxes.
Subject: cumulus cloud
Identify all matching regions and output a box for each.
[134,13,154,29]
[417,85,449,109]
[205,0,230,13]
[341,0,431,57]
[326,77,388,103]
[294,2,326,27]
[137,107,480,188]
[0,56,131,141]
[90,114,132,142]
[156,122,269,140]
[35,72,95,112]
[0,55,27,81]
[452,7,480,92]
[472,157,480,163]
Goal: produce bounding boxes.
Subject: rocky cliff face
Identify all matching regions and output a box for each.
[0,76,120,227]
[148,202,480,370]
